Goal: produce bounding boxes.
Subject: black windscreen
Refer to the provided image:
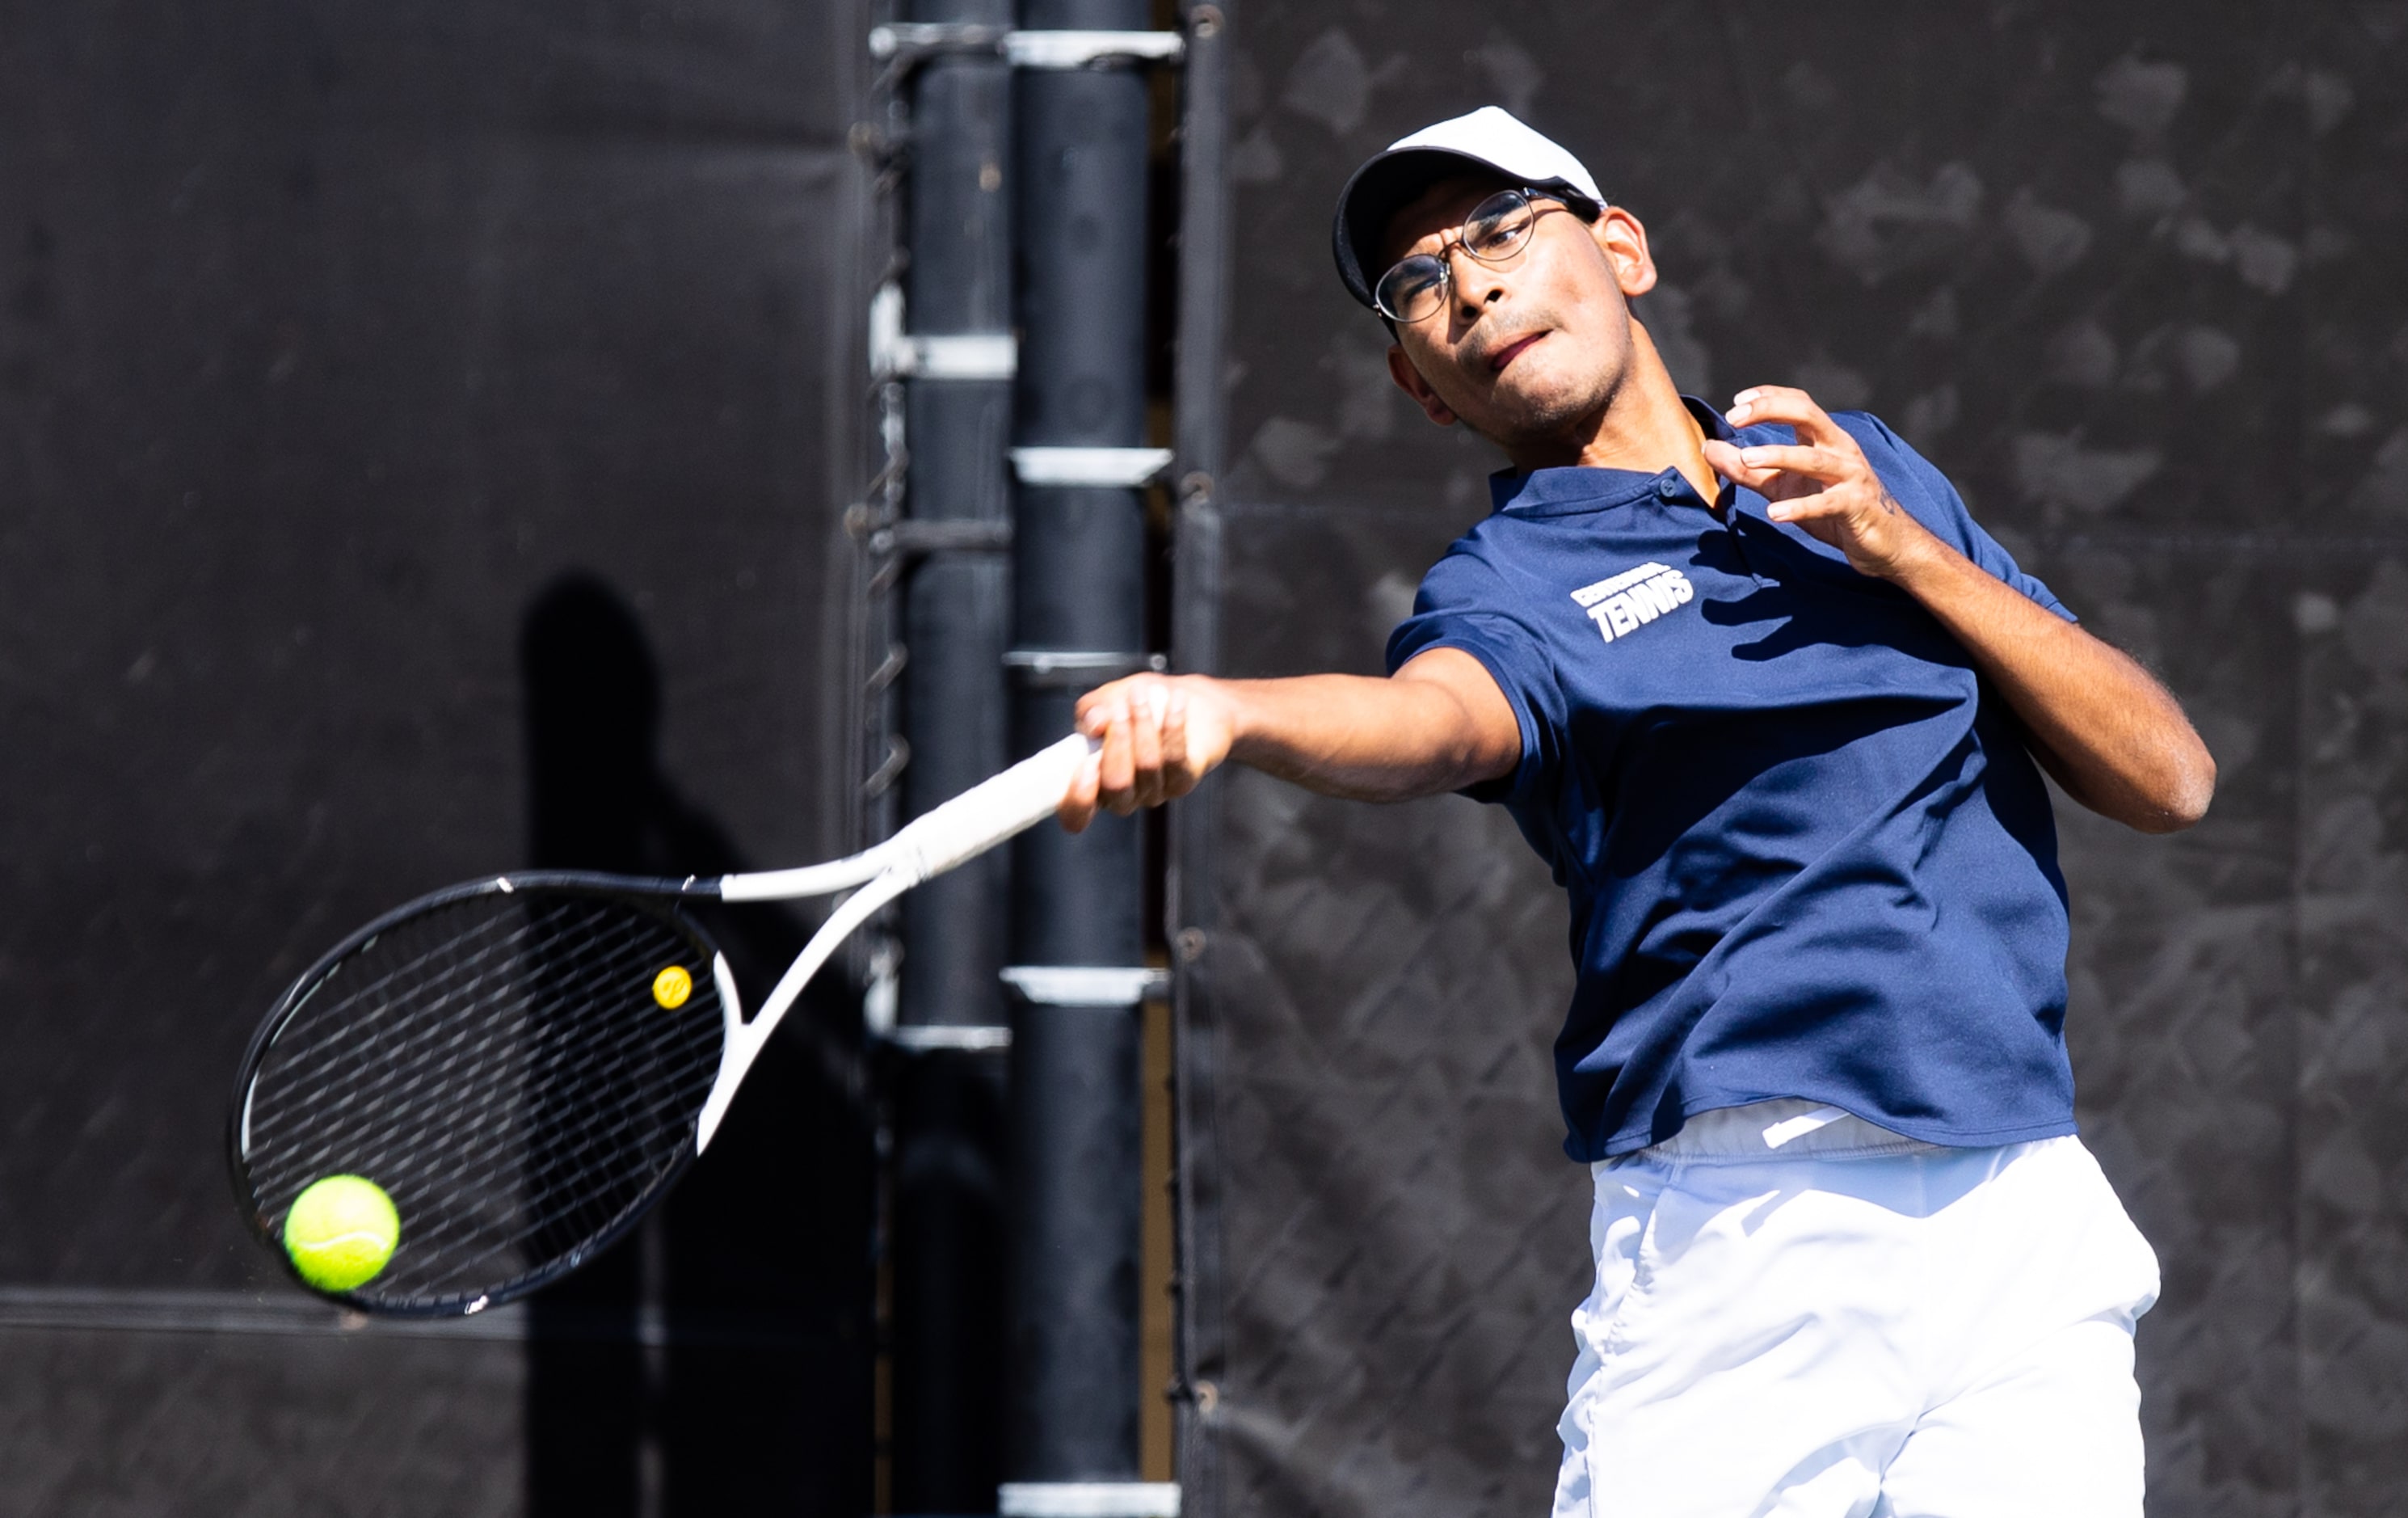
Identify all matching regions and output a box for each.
[1175,5,2408,1516]
[0,0,876,1509]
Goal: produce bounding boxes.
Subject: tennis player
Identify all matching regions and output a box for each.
[1060,108,2215,1515]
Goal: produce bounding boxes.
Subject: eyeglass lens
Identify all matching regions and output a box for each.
[1374,190,1540,323]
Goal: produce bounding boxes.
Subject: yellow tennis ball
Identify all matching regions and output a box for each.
[282,1175,400,1293]
[652,964,693,1009]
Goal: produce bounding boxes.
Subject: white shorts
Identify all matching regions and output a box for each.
[1552,1099,2160,1518]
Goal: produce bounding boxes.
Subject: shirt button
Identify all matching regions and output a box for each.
[1656,476,1682,499]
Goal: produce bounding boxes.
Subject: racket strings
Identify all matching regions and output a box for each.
[295,919,665,1173]
[262,911,655,1165]
[239,891,723,1309]
[339,1005,707,1283]
[263,910,655,1179]
[258,909,708,1297]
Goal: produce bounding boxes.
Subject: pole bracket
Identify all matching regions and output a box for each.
[1000,966,1172,1007]
[871,519,1014,557]
[869,282,1017,382]
[861,735,911,798]
[870,24,1186,70]
[1011,446,1175,488]
[886,1024,1013,1052]
[1002,649,1168,687]
[998,1484,1183,1517]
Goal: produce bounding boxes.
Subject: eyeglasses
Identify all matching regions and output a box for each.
[1373,188,1584,325]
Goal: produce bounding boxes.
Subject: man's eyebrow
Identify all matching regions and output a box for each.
[1381,183,1499,264]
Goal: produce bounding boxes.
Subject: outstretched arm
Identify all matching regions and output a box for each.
[1702,386,2216,834]
[1055,648,1521,832]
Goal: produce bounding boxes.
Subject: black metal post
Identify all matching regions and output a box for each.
[890,1,1017,1510]
[1006,0,1155,1491]
[1167,6,1232,1514]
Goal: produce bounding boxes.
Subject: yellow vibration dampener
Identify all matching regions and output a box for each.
[652,965,693,1009]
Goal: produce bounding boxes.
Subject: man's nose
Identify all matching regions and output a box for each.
[1450,246,1508,319]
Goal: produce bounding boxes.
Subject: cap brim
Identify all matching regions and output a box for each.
[1332,148,1508,310]
[1331,148,1602,310]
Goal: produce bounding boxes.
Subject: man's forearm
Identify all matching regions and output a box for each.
[1887,538,2216,833]
[1058,649,1523,829]
[1219,669,1515,802]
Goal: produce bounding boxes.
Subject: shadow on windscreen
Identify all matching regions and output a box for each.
[518,571,873,1517]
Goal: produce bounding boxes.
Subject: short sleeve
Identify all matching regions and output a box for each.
[1838,413,2078,624]
[1383,545,1565,805]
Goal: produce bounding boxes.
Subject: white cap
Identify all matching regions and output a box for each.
[1331,106,1607,310]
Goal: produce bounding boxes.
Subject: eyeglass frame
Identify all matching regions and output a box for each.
[1371,186,1600,326]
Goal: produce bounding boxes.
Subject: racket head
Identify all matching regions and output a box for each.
[228,875,735,1316]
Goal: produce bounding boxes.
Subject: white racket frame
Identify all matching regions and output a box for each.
[688,731,1097,1151]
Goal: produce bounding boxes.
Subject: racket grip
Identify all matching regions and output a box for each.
[887,732,1101,883]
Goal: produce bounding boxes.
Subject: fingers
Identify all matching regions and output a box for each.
[1711,386,1874,503]
[1065,673,1189,824]
[1074,678,1128,741]
[1724,384,1841,443]
[1732,442,1854,483]
[1762,490,1850,525]
[1128,685,1165,809]
[1701,437,1830,500]
[1701,437,1768,494]
[1097,692,1138,815]
[1699,436,1752,477]
[1160,686,1196,798]
[1057,745,1101,833]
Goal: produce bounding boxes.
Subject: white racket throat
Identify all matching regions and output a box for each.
[693,732,1097,1153]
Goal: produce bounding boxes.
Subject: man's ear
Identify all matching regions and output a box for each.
[1591,208,1659,299]
[1387,344,1460,427]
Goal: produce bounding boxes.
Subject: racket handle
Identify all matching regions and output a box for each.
[887,732,1101,883]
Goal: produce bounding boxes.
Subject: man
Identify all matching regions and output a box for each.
[1059,108,2215,1516]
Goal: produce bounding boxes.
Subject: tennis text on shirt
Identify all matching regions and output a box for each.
[1571,563,1694,643]
[1387,401,2083,1162]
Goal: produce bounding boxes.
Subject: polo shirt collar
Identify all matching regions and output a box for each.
[1487,395,1735,517]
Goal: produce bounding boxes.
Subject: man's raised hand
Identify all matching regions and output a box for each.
[1059,674,1237,833]
[1702,386,1942,582]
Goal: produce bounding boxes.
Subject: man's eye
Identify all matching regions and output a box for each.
[1471,217,1531,255]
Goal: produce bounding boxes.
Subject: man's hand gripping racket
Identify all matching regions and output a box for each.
[228,733,1099,1316]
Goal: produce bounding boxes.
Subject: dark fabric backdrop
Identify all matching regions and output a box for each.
[1177,5,2408,1516]
[0,0,875,1512]
[5,2,2406,1515]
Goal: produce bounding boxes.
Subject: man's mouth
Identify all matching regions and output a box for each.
[1488,331,1547,373]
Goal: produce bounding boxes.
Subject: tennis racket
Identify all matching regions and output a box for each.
[227,732,1097,1317]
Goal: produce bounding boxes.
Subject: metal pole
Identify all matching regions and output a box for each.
[889,0,1017,1509]
[1166,6,1232,1513]
[1006,0,1155,1495]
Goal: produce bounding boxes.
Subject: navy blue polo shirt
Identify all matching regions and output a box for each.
[1386,403,2079,1162]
